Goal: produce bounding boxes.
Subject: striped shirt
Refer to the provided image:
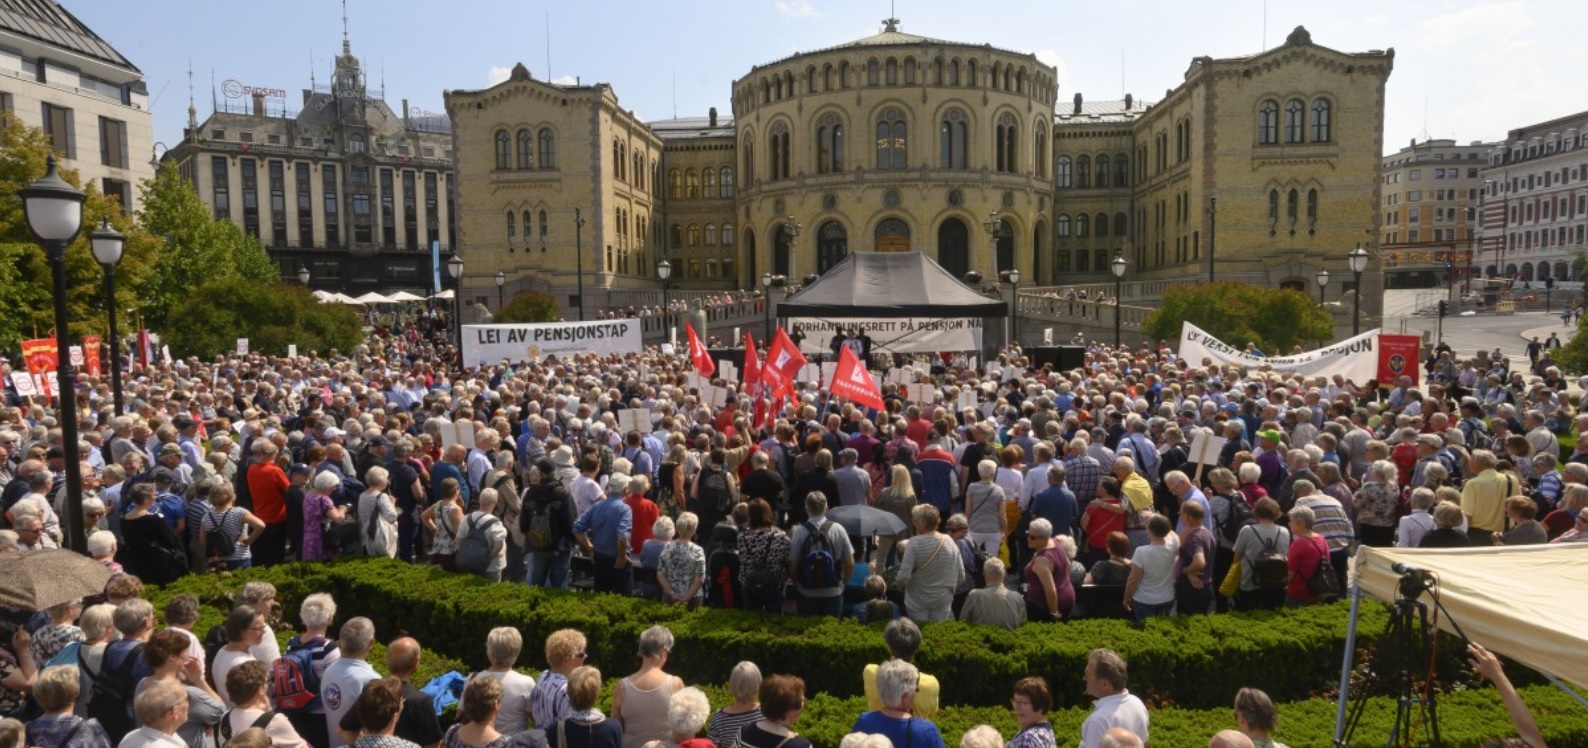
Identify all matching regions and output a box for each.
[706,706,762,748]
[1295,496,1354,549]
[530,670,570,729]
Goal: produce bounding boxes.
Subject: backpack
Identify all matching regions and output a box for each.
[698,466,732,514]
[1251,528,1291,590]
[455,513,500,575]
[269,643,322,711]
[796,520,841,589]
[206,508,241,561]
[1218,496,1256,546]
[1307,540,1340,602]
[521,483,561,552]
[219,709,277,742]
[202,624,228,689]
[85,642,143,742]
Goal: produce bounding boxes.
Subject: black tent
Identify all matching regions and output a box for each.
[776,251,1006,318]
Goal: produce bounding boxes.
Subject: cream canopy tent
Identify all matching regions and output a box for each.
[353,291,393,305]
[1334,544,1588,740]
[387,291,425,302]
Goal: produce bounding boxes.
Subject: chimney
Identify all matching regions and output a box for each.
[1072,92,1083,115]
[251,92,265,116]
[402,98,409,124]
[709,107,718,127]
[1124,93,1133,111]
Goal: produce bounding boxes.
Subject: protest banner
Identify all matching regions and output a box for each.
[461,319,642,364]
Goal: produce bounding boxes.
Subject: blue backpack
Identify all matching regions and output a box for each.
[797,520,841,589]
[270,639,327,712]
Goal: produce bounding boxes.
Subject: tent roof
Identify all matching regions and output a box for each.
[387,291,425,302]
[777,251,1006,318]
[353,292,392,304]
[1357,544,1588,690]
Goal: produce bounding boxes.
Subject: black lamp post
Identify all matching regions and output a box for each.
[495,270,506,309]
[658,258,672,342]
[1316,268,1330,306]
[574,207,587,321]
[1349,245,1369,336]
[89,218,124,416]
[761,271,773,342]
[20,156,88,554]
[447,255,464,365]
[1006,268,1021,347]
[1110,253,1127,349]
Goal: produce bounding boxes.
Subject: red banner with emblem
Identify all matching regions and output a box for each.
[1376,334,1421,387]
[19,338,57,399]
[82,335,102,378]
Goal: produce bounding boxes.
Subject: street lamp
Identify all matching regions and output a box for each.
[1348,244,1369,336]
[20,156,88,554]
[573,207,587,321]
[495,270,506,309]
[1316,268,1330,305]
[1110,253,1127,349]
[1006,268,1021,348]
[658,258,673,342]
[89,218,125,417]
[297,264,310,285]
[447,255,464,366]
[761,271,773,342]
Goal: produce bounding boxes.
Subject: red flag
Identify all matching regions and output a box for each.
[685,322,715,378]
[742,332,761,389]
[759,328,807,390]
[830,346,884,410]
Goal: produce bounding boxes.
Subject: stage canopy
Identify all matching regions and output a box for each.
[1356,544,1588,690]
[777,251,1006,318]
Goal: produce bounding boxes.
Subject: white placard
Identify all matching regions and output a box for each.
[429,416,476,451]
[461,320,643,366]
[721,361,738,382]
[9,372,36,398]
[1043,328,1054,345]
[801,363,820,383]
[236,338,249,355]
[43,372,58,398]
[617,407,652,435]
[661,343,676,355]
[68,346,84,366]
[1187,432,1228,466]
[161,345,172,364]
[789,317,983,354]
[712,387,730,408]
[287,344,298,358]
[821,362,837,382]
[957,390,977,412]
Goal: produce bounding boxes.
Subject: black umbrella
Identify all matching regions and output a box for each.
[0,549,114,612]
[824,504,908,537]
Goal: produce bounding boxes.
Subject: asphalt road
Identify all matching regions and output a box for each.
[1381,289,1576,369]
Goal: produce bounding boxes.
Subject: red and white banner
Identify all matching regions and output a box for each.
[830,346,884,410]
[685,322,715,378]
[19,338,57,399]
[742,332,761,390]
[759,328,807,392]
[1376,334,1422,387]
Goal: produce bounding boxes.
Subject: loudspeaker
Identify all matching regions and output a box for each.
[1028,346,1085,371]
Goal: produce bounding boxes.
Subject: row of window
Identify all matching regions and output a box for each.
[1055,212,1129,238]
[667,168,736,199]
[744,54,1053,111]
[1509,194,1588,223]
[1503,225,1588,250]
[1499,130,1588,166]
[1384,166,1480,184]
[611,139,657,192]
[211,155,452,249]
[1057,153,1129,189]
[744,108,1040,181]
[492,128,559,170]
[1256,98,1332,144]
[1492,164,1588,196]
[1268,188,1321,225]
[669,222,738,248]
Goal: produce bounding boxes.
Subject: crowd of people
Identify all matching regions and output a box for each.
[0,309,1567,746]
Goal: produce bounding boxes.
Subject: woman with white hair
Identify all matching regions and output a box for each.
[657,513,706,608]
[639,687,710,748]
[895,505,964,623]
[611,625,686,748]
[1022,518,1074,622]
[27,664,112,748]
[475,627,535,735]
[965,460,1007,557]
[284,593,339,748]
[706,662,762,748]
[358,466,399,558]
[1352,460,1399,548]
[957,725,1002,748]
[301,471,347,562]
[849,660,946,748]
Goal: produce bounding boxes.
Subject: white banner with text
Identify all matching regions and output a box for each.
[462,320,643,365]
[790,317,983,354]
[1177,322,1381,383]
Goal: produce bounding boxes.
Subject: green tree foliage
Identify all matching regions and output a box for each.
[163,277,362,358]
[1142,281,1334,353]
[1554,320,1588,375]
[136,164,278,330]
[0,118,158,350]
[492,290,560,324]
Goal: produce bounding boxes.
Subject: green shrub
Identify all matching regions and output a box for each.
[494,290,560,324]
[1141,282,1333,353]
[163,278,363,358]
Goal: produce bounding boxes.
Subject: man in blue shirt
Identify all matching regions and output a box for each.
[431,444,471,509]
[1029,465,1080,539]
[573,474,633,595]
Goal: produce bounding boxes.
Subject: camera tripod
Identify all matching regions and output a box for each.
[1338,568,1467,748]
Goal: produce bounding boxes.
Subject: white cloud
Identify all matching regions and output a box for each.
[551,75,578,86]
[1032,49,1074,93]
[487,65,512,86]
[774,0,820,20]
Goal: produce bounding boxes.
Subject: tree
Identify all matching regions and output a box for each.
[135,163,278,330]
[0,118,158,350]
[163,278,363,358]
[1141,281,1333,353]
[493,290,560,324]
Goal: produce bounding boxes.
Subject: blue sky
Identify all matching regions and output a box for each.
[71,0,1583,155]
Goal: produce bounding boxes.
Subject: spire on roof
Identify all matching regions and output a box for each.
[342,0,351,54]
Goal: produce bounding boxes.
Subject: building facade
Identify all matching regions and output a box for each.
[1480,110,1588,283]
[0,0,152,211]
[162,33,455,291]
[450,22,1391,326]
[1378,138,1490,289]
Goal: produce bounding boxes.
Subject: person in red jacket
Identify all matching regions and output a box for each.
[247,441,291,565]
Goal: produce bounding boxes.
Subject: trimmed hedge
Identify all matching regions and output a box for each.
[148,559,1389,710]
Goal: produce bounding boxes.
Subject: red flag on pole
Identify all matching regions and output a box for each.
[685,322,715,378]
[830,346,884,410]
[759,328,807,391]
[742,332,761,389]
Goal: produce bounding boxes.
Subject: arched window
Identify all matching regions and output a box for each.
[613,140,623,180]
[1311,99,1332,142]
[538,129,556,168]
[1268,190,1280,223]
[1076,248,1090,272]
[1076,155,1091,188]
[1056,156,1072,188]
[994,112,1017,173]
[1284,100,1304,143]
[1287,189,1299,224]
[506,211,516,241]
[1307,189,1319,223]
[1257,101,1278,144]
[933,57,944,84]
[949,59,960,86]
[721,222,735,245]
[867,59,880,86]
[1056,250,1070,272]
[668,169,681,200]
[720,168,735,198]
[516,129,533,169]
[819,221,849,272]
[1114,153,1128,187]
[904,57,916,84]
[1096,154,1111,188]
[539,210,548,241]
[688,223,701,246]
[522,211,532,242]
[1056,214,1071,237]
[939,108,967,169]
[769,122,791,180]
[1095,212,1109,237]
[494,130,511,170]
[823,63,835,91]
[885,58,898,85]
[966,59,978,86]
[704,169,718,198]
[1034,122,1048,178]
[1076,214,1089,237]
[705,224,718,246]
[991,62,1002,90]
[839,60,850,88]
[816,113,844,174]
[876,107,907,170]
[686,169,699,198]
[670,223,683,248]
